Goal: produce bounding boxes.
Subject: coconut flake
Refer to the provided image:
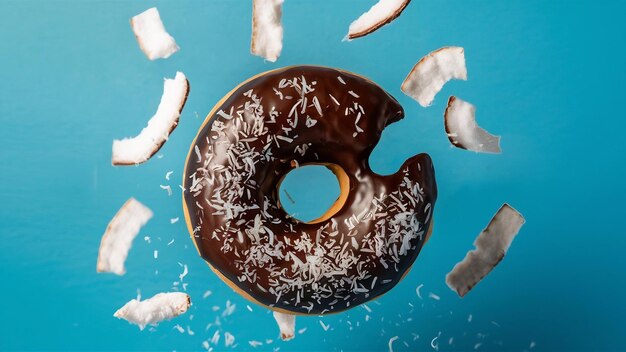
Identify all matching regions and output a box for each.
[96,198,153,275]
[113,292,190,330]
[273,311,295,341]
[251,0,283,62]
[112,72,189,165]
[347,0,411,40]
[130,7,179,60]
[388,336,399,352]
[444,96,501,154]
[401,46,467,107]
[446,204,525,297]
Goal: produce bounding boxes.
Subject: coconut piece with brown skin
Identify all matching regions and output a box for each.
[131,7,179,60]
[112,72,189,165]
[273,311,296,341]
[444,96,501,154]
[347,0,411,40]
[96,198,153,275]
[251,0,284,62]
[401,46,467,107]
[446,204,525,297]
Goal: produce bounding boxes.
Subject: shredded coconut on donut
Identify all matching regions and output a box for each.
[131,7,179,60]
[251,0,283,62]
[112,72,189,165]
[401,47,467,107]
[446,204,525,297]
[97,198,153,275]
[114,292,190,330]
[347,0,411,40]
[185,68,435,314]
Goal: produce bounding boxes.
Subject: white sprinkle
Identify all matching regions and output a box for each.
[491,321,500,327]
[388,336,398,352]
[170,217,179,224]
[187,325,195,335]
[474,342,482,350]
[431,332,441,351]
[416,284,424,299]
[224,332,235,347]
[153,250,158,259]
[222,300,236,316]
[468,314,473,322]
[428,292,440,301]
[165,171,173,180]
[362,304,372,313]
[246,305,253,312]
[160,184,172,196]
[337,76,346,85]
[173,324,185,333]
[530,341,536,349]
[319,320,330,331]
[144,236,151,244]
[249,341,263,348]
[203,290,212,299]
[179,265,188,281]
[348,90,360,98]
[298,328,307,334]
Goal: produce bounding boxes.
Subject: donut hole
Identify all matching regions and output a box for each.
[278,165,342,223]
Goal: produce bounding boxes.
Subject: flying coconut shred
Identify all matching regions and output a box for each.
[112,72,189,165]
[96,198,153,275]
[130,7,180,60]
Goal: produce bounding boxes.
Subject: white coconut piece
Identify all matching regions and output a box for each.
[401,46,467,107]
[96,198,153,275]
[114,292,191,330]
[446,204,525,297]
[273,311,295,341]
[347,0,411,40]
[444,96,501,153]
[112,72,189,165]
[131,7,179,60]
[251,0,284,62]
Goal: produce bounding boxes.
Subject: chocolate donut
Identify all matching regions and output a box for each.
[183,66,437,315]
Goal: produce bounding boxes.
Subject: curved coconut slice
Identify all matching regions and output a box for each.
[251,0,284,62]
[347,0,411,40]
[444,96,501,153]
[114,292,191,330]
[131,7,179,60]
[273,311,295,341]
[401,46,467,107]
[96,198,152,275]
[112,72,189,165]
[445,204,525,297]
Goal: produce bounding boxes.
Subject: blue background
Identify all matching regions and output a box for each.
[1,0,624,351]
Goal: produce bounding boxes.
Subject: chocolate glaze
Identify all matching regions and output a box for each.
[183,66,437,314]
